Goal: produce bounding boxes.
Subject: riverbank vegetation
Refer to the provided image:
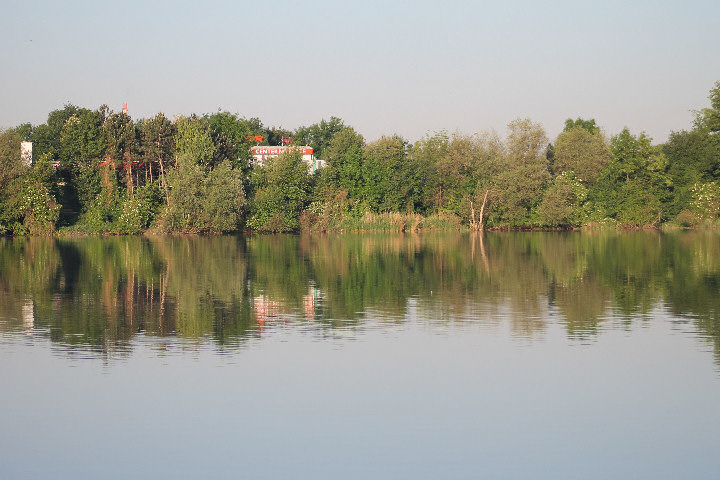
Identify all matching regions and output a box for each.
[1,82,719,235]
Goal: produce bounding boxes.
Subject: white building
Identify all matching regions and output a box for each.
[250,146,326,173]
[20,141,32,166]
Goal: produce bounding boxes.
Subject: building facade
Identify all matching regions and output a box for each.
[250,146,326,173]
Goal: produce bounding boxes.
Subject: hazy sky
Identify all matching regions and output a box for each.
[2,0,719,144]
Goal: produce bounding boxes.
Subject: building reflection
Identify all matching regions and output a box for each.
[253,294,283,329]
[22,299,34,330]
[303,284,322,321]
[252,284,324,329]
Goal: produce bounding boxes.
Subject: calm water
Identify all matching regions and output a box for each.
[1,232,719,479]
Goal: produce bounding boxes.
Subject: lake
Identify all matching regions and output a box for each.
[1,232,719,479]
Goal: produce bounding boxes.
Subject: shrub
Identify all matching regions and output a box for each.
[689,181,720,219]
[537,172,588,227]
[20,180,60,235]
[161,160,245,233]
[248,153,310,233]
[617,181,662,227]
[117,183,164,234]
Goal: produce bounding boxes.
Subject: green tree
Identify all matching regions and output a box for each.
[59,108,105,167]
[161,160,245,233]
[202,162,246,231]
[506,118,549,167]
[205,111,264,171]
[663,82,720,221]
[686,181,720,222]
[0,128,27,233]
[610,128,655,182]
[0,151,60,235]
[140,113,175,204]
[563,117,598,134]
[163,160,205,231]
[103,110,137,196]
[496,118,550,226]
[175,115,215,167]
[0,128,25,191]
[72,107,131,232]
[161,116,244,233]
[435,134,480,214]
[14,123,33,142]
[553,126,610,184]
[31,104,82,160]
[315,127,366,202]
[17,160,61,235]
[693,80,720,133]
[411,131,450,213]
[589,128,671,226]
[248,152,311,232]
[616,179,663,226]
[424,132,505,227]
[537,171,588,226]
[294,117,346,159]
[264,126,293,148]
[116,182,164,234]
[665,129,719,184]
[57,107,107,214]
[362,136,421,213]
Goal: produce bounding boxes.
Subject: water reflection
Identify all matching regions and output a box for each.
[0,231,719,361]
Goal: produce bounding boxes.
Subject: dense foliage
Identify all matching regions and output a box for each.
[1,81,719,235]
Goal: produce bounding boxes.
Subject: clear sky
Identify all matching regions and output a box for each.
[1,0,719,144]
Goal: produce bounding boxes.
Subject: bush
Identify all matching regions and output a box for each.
[79,186,123,233]
[161,160,245,233]
[537,172,588,227]
[689,181,720,219]
[248,153,310,232]
[674,209,701,228]
[20,180,60,235]
[117,183,164,234]
[617,181,662,227]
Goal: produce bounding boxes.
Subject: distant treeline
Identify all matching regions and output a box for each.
[1,81,719,235]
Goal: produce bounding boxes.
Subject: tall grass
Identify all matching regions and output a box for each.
[302,210,464,232]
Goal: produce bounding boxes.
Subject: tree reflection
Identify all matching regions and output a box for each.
[0,231,718,363]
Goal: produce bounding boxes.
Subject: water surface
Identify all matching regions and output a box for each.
[1,232,719,479]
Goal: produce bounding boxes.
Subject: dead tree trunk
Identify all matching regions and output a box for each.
[124,147,134,197]
[470,200,477,230]
[158,154,170,206]
[478,189,490,232]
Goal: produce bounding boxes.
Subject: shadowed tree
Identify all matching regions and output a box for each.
[205,111,264,171]
[140,113,175,204]
[103,110,136,196]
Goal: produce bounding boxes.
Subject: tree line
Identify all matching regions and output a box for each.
[1,82,719,235]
